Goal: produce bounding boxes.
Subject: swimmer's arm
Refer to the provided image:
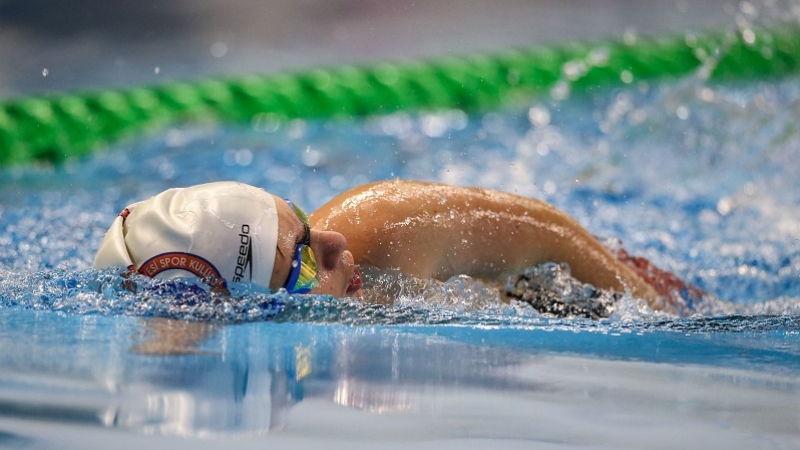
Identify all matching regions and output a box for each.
[311,180,658,303]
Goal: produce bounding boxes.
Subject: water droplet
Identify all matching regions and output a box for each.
[717,198,732,215]
[158,161,175,180]
[588,47,610,66]
[623,27,637,46]
[550,81,570,100]
[210,42,228,58]
[562,60,586,80]
[235,149,253,167]
[742,28,756,45]
[251,113,281,133]
[420,113,448,137]
[527,106,551,127]
[739,1,757,17]
[631,109,647,123]
[697,87,715,102]
[536,142,550,156]
[302,148,321,167]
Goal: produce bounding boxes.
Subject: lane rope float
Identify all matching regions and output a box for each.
[1,25,799,166]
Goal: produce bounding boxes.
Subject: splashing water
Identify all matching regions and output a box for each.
[2,65,800,328]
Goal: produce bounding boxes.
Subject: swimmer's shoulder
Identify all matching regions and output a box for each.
[331,179,498,202]
[313,179,558,224]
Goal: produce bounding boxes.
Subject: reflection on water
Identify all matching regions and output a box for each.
[0,310,532,436]
[1,309,799,442]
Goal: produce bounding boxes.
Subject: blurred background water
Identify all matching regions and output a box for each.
[0,0,738,97]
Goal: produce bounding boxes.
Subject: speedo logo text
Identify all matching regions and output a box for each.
[232,224,253,282]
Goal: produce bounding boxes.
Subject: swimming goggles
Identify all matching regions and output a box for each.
[283,200,319,294]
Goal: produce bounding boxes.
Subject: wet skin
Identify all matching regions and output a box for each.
[307,180,661,308]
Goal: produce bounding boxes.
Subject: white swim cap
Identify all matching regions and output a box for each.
[93,181,279,287]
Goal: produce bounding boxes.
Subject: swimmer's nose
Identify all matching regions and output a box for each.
[311,230,347,270]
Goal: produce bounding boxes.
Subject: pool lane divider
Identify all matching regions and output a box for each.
[1,25,799,166]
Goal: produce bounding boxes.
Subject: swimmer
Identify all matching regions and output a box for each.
[94,180,700,317]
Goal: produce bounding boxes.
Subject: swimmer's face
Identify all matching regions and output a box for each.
[270,196,362,298]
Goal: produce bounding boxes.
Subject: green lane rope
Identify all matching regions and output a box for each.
[1,25,799,166]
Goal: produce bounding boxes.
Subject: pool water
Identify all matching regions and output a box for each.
[1,69,800,447]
